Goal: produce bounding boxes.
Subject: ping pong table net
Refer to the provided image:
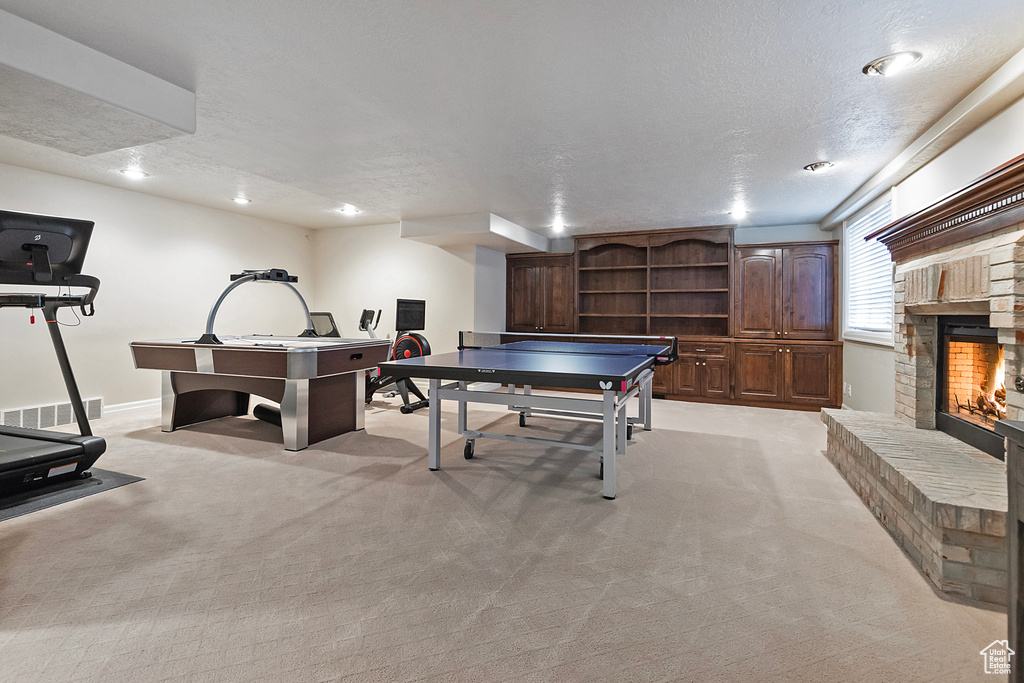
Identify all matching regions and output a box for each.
[459,331,678,364]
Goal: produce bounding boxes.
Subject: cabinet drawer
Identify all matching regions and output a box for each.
[677,342,730,357]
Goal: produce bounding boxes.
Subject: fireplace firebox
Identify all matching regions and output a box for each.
[936,315,1005,459]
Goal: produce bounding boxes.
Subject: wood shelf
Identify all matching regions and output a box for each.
[650,314,729,318]
[575,228,736,339]
[579,289,647,294]
[651,288,729,293]
[578,265,648,271]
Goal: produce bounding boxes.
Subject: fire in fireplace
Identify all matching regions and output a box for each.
[936,316,1005,459]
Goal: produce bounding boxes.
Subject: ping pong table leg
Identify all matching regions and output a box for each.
[457,381,467,435]
[616,399,627,455]
[428,378,441,471]
[643,373,653,431]
[602,389,616,500]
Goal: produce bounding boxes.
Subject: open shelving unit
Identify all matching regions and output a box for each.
[575,227,733,338]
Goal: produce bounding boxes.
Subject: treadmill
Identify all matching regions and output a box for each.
[0,210,105,491]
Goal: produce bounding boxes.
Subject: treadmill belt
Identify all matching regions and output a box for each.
[0,433,84,467]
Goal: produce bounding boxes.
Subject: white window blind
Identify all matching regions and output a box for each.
[845,198,893,341]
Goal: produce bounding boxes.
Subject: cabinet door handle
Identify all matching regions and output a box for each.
[786,348,790,352]
[695,348,706,352]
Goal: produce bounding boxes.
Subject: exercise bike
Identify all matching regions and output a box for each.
[361,304,431,414]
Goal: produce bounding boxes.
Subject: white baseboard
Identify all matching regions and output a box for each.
[104,397,161,414]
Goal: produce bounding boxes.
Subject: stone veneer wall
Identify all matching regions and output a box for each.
[894,226,1024,427]
[822,409,1007,605]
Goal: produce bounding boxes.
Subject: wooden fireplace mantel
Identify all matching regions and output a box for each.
[868,152,1024,262]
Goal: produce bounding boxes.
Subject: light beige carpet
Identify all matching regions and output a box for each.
[0,396,1006,682]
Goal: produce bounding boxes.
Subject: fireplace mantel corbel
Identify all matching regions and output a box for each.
[868,152,1024,262]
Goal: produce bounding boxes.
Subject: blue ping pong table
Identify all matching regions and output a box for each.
[378,332,677,499]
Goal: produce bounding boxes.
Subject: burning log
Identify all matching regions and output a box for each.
[976,393,1006,420]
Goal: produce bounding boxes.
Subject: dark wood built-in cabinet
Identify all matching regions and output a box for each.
[675,342,731,399]
[576,227,733,338]
[734,244,835,340]
[506,254,575,334]
[734,341,839,408]
[506,228,841,410]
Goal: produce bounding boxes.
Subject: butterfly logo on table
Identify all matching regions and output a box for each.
[599,381,612,390]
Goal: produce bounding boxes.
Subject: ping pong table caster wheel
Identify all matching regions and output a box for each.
[627,424,634,440]
[519,413,526,428]
[464,440,475,459]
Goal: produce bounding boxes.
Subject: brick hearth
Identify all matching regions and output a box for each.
[822,409,1007,605]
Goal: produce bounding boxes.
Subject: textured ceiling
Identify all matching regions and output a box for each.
[0,0,1022,236]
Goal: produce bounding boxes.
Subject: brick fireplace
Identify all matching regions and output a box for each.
[893,231,1024,436]
[823,154,1024,606]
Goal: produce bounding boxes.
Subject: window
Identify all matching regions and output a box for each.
[843,195,894,345]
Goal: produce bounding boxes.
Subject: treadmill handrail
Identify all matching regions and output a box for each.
[0,272,100,309]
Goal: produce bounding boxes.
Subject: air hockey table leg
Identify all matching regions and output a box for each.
[428,378,441,470]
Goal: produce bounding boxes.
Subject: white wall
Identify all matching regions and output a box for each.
[841,94,1024,415]
[895,95,1024,218]
[309,223,476,353]
[473,246,506,332]
[0,162,313,411]
[735,223,833,245]
[842,341,896,413]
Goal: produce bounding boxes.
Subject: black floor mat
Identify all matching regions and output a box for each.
[0,468,144,522]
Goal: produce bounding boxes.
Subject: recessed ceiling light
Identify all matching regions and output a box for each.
[119,169,148,180]
[552,216,565,233]
[336,204,361,215]
[862,51,922,77]
[803,161,835,172]
[232,196,251,205]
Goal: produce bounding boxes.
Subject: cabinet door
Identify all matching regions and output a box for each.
[734,248,782,338]
[673,355,701,396]
[703,357,731,399]
[507,262,539,332]
[653,363,675,396]
[541,258,575,333]
[785,345,838,407]
[783,246,834,340]
[734,343,783,402]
